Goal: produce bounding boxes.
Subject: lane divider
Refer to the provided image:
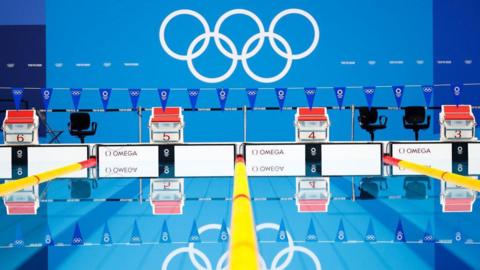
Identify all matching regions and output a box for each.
[229,155,260,270]
[383,155,480,192]
[0,158,97,197]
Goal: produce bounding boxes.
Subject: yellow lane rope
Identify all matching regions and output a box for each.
[229,155,260,270]
[0,158,97,197]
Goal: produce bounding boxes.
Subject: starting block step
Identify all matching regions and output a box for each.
[244,143,383,177]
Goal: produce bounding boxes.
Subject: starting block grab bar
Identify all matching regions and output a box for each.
[0,141,480,180]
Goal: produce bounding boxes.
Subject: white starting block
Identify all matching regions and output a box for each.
[295,107,330,142]
[148,107,183,143]
[2,109,39,144]
[2,109,40,215]
[295,108,331,212]
[295,177,330,212]
[149,178,184,215]
[440,105,476,141]
[439,104,477,212]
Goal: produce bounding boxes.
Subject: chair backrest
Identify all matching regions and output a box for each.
[358,108,378,125]
[404,106,426,124]
[70,113,91,131]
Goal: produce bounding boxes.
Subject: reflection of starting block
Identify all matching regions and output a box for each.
[148,107,183,143]
[440,105,476,141]
[295,177,330,212]
[440,181,476,212]
[439,105,477,212]
[2,109,39,144]
[3,109,40,215]
[149,178,184,215]
[295,107,330,142]
[3,181,39,215]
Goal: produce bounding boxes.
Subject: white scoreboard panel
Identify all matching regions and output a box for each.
[390,143,453,176]
[0,145,89,179]
[321,143,383,176]
[98,145,159,178]
[28,146,89,178]
[0,147,12,179]
[174,145,235,177]
[468,143,480,175]
[245,143,383,177]
[245,144,306,176]
[97,144,236,178]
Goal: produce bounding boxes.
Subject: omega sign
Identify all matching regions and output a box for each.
[397,147,432,154]
[391,143,452,176]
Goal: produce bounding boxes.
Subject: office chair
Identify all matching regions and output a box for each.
[403,106,431,141]
[68,113,97,143]
[358,107,388,141]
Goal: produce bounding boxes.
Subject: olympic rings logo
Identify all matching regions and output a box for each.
[13,89,23,96]
[71,90,81,96]
[423,86,433,93]
[161,222,321,270]
[159,9,320,83]
[305,89,316,95]
[247,90,257,96]
[364,88,375,95]
[188,90,200,97]
[129,90,140,97]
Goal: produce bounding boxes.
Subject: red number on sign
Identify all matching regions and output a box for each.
[163,133,171,141]
[16,134,24,142]
[308,132,316,139]
[455,130,462,138]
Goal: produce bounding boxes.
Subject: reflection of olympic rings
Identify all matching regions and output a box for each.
[72,237,82,244]
[159,9,320,83]
[305,89,316,95]
[161,222,321,270]
[366,234,376,241]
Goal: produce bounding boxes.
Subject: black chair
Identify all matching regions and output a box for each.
[403,106,430,141]
[404,176,431,199]
[68,113,97,143]
[358,107,388,141]
[359,177,388,199]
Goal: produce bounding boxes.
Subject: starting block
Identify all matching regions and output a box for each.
[148,107,183,143]
[2,109,39,144]
[440,105,476,141]
[149,178,184,215]
[295,177,330,212]
[439,105,477,212]
[295,107,330,142]
[3,109,40,215]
